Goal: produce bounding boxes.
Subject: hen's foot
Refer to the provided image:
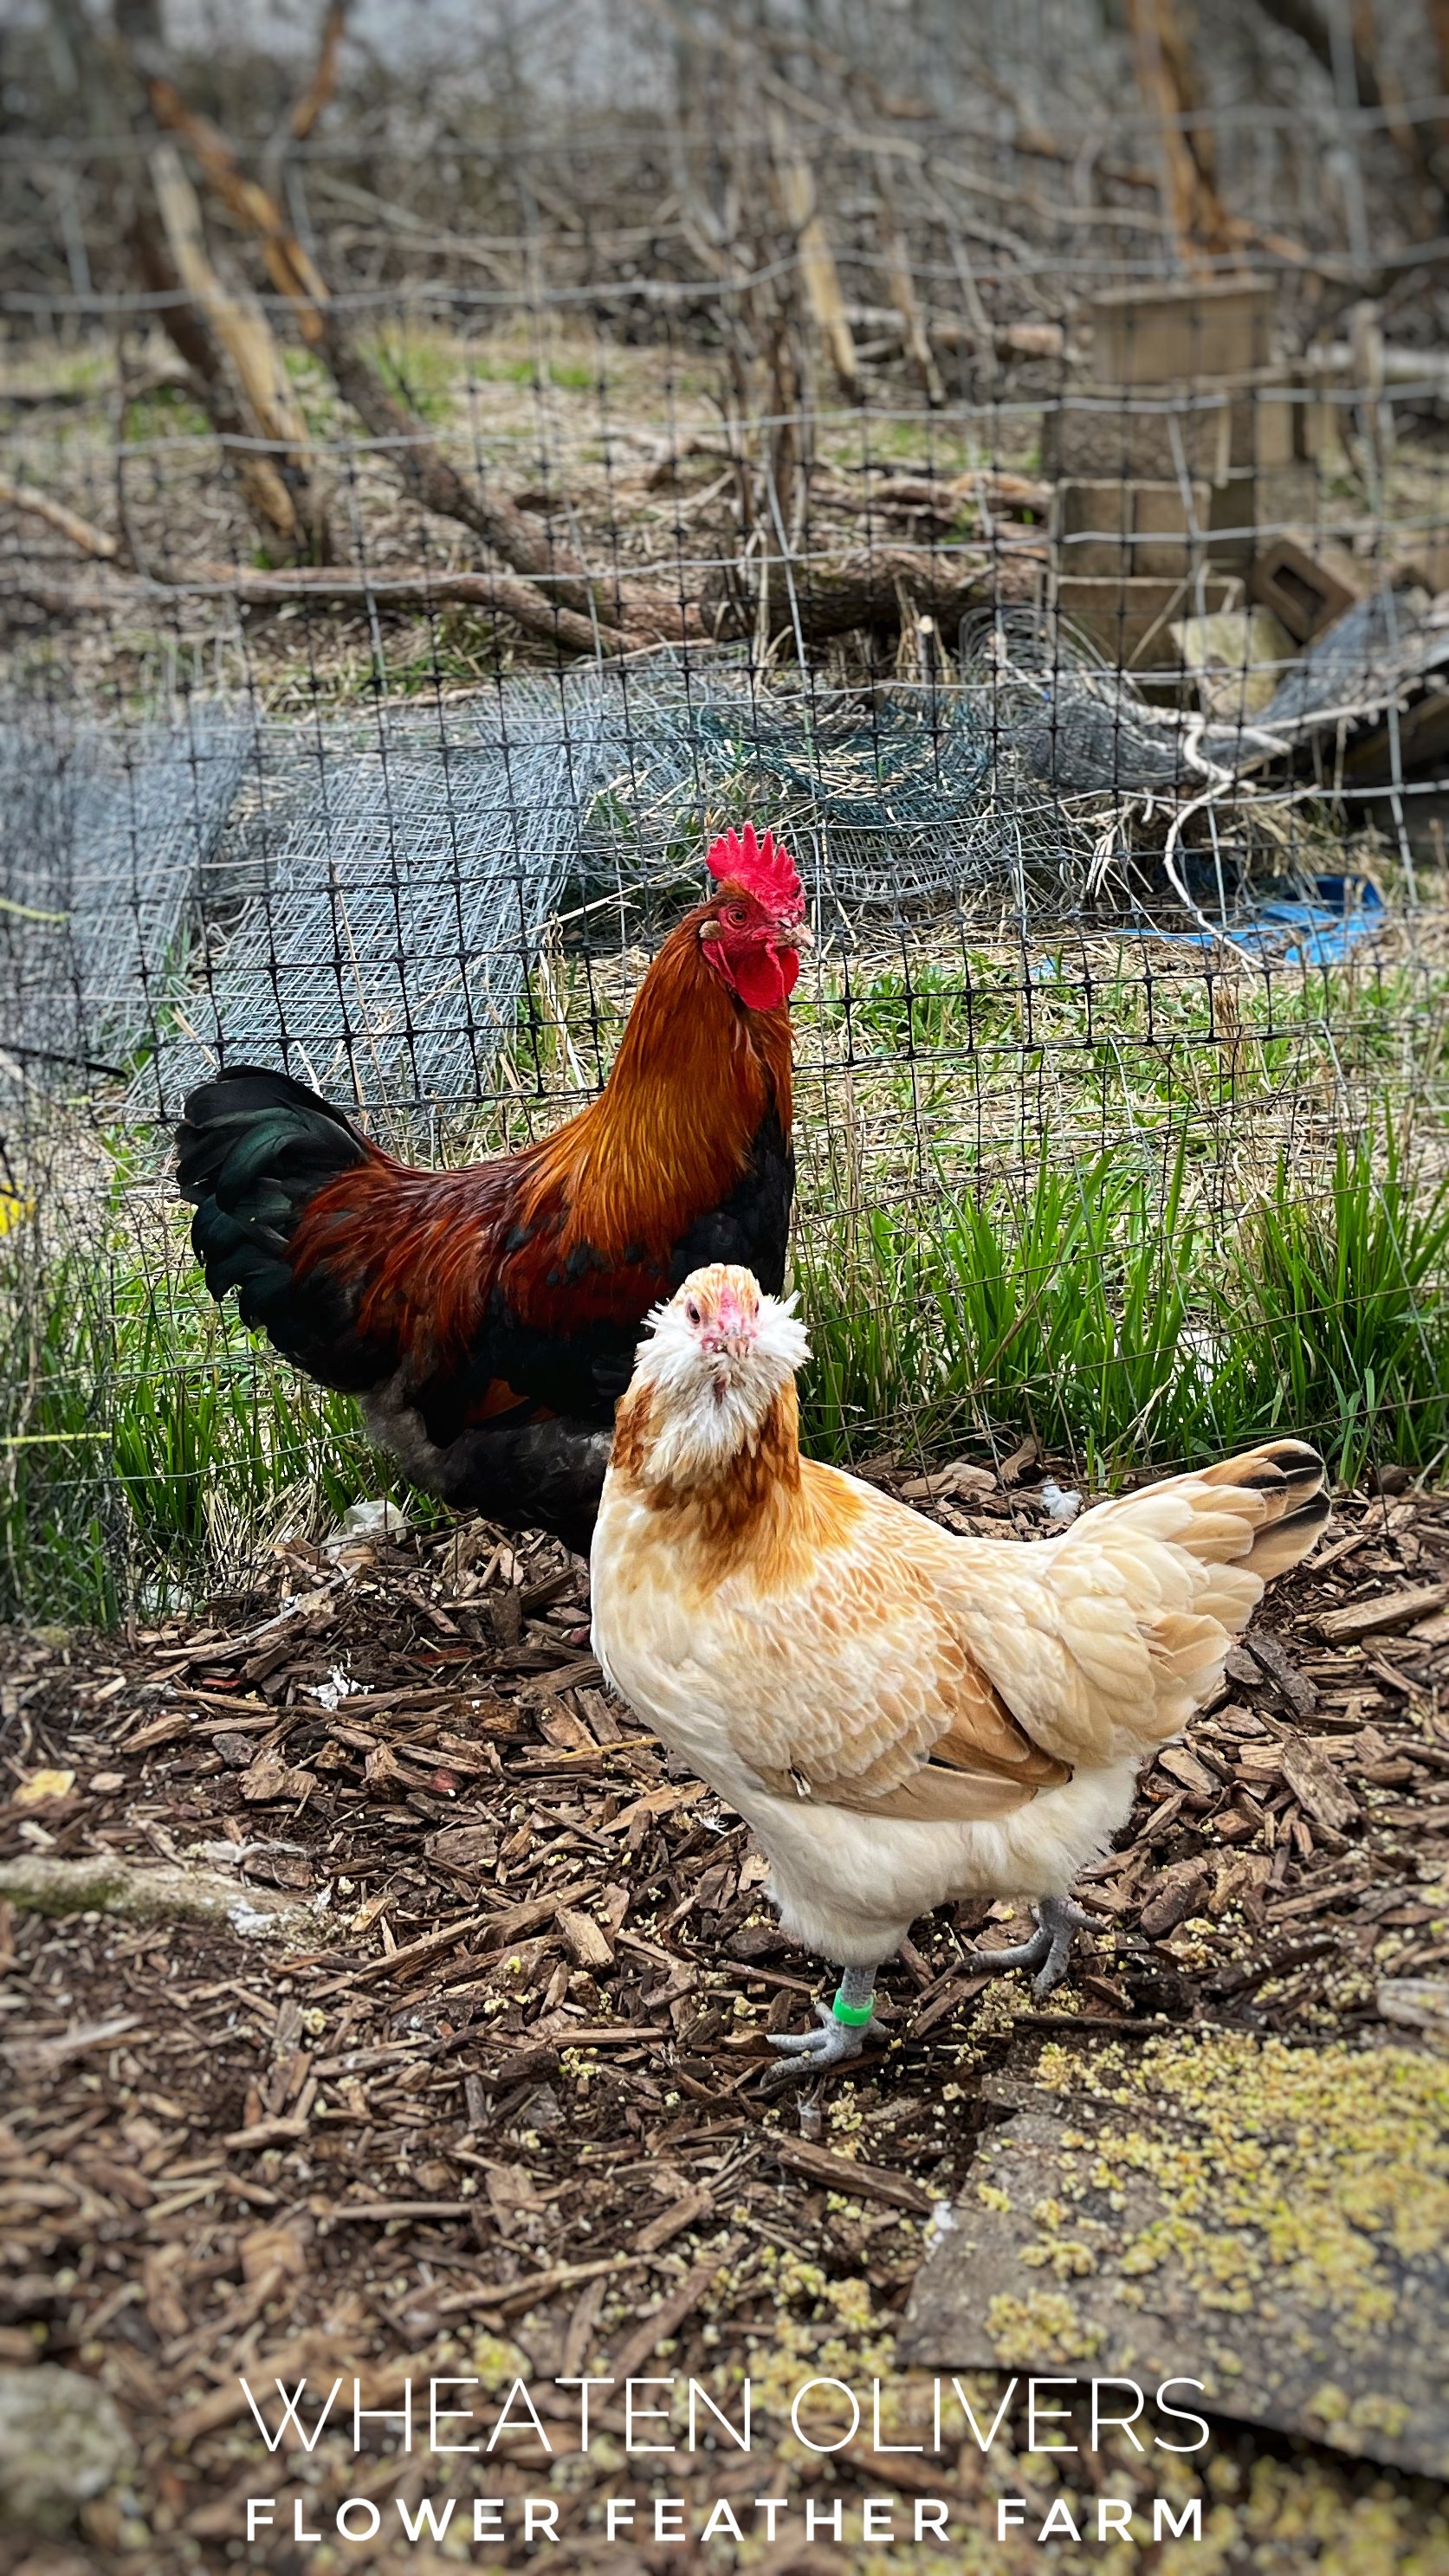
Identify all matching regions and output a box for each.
[759,2001,877,2095]
[758,1968,879,2095]
[967,1895,1095,2000]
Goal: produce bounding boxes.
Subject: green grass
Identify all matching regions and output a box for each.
[120,381,214,443]
[0,1219,430,1629]
[1224,1133,1449,1486]
[472,355,605,392]
[798,1127,1449,1488]
[358,328,458,423]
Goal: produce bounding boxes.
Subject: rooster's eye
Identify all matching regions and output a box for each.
[725,903,747,925]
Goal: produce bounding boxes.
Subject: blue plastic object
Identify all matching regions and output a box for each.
[1032,874,1386,975]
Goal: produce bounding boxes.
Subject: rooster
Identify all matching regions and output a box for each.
[177,830,805,1553]
[591,1263,1329,2079]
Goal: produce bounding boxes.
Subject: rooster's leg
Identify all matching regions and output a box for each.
[967,1895,1094,1999]
[759,1963,880,2092]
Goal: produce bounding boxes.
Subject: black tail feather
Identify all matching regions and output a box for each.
[178,1066,376,1384]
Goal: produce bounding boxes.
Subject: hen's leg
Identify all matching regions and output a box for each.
[967,1895,1094,2000]
[760,1963,880,2093]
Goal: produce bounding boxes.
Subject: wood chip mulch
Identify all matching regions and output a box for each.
[2,1468,1447,2570]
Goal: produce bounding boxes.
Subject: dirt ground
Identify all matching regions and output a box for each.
[3,1461,1449,2572]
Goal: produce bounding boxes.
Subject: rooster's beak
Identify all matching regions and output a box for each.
[786,920,812,951]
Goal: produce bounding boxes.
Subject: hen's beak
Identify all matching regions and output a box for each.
[705,1330,755,1362]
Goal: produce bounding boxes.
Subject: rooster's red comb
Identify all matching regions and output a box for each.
[705,823,805,922]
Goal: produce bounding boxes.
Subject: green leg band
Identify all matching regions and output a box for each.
[832,1987,875,2028]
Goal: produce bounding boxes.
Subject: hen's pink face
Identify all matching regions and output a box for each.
[679,1264,762,1359]
[699,879,807,1012]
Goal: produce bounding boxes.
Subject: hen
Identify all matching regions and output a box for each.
[177,830,805,1553]
[592,1263,1329,2080]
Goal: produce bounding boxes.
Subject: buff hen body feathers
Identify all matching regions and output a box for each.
[592,1264,1329,2076]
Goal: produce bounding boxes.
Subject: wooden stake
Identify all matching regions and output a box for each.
[1125,0,1234,267]
[0,474,118,559]
[872,156,945,409]
[767,110,859,401]
[148,143,318,553]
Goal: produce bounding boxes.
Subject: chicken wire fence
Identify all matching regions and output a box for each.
[4,0,1449,1622]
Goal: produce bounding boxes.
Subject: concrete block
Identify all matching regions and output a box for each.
[1206,463,1323,569]
[1168,604,1299,720]
[1054,477,1211,577]
[1044,397,1232,484]
[1082,277,1276,386]
[1249,532,1375,642]
[1390,536,1449,597]
[1226,385,1300,470]
[1053,570,1245,667]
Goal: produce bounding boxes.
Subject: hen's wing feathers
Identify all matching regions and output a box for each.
[754,1654,1068,1823]
[709,1476,1069,1826]
[695,1441,1326,1815]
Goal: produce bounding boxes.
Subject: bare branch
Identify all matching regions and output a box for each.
[289,0,348,145]
[12,562,640,659]
[0,475,118,560]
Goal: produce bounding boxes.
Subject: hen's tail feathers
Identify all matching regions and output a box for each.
[1005,1439,1329,1767]
[1081,1436,1329,1590]
[177,1066,381,1389]
[1193,1438,1330,1579]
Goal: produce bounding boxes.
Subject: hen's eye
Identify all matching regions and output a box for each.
[686,1300,702,1325]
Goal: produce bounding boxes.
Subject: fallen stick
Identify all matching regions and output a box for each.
[769,2138,933,2211]
[12,560,645,659]
[3,466,629,655]
[0,1852,314,1940]
[12,486,1021,662]
[436,2252,652,2319]
[605,2240,741,2383]
[202,562,651,656]
[0,474,118,559]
